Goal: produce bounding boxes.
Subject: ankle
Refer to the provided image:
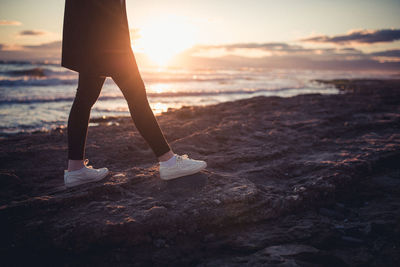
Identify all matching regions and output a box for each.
[159,154,177,167]
[158,150,174,162]
[68,159,85,172]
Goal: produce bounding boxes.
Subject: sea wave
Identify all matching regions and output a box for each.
[0,75,256,87]
[0,77,77,87]
[0,77,236,87]
[2,67,47,77]
[0,60,60,66]
[0,87,303,105]
[0,65,259,87]
[0,67,74,77]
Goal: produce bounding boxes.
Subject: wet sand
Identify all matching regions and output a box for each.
[1,79,399,266]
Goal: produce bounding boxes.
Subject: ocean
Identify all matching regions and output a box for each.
[0,60,395,136]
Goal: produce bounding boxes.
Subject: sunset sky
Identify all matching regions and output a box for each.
[1,0,399,70]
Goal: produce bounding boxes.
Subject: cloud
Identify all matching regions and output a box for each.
[0,41,61,61]
[369,49,400,57]
[368,49,400,63]
[0,20,22,26]
[189,42,363,58]
[24,41,62,50]
[0,40,61,52]
[171,41,400,71]
[195,42,307,52]
[301,29,400,45]
[19,30,48,36]
[0,43,24,51]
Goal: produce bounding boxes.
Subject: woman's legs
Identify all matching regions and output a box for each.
[67,73,106,171]
[111,55,173,161]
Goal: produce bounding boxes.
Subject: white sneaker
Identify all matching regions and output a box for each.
[159,154,207,180]
[64,159,109,188]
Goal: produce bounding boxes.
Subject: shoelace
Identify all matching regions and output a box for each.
[177,154,188,160]
[83,158,93,169]
[175,154,189,165]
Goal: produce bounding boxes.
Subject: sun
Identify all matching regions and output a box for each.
[132,15,196,66]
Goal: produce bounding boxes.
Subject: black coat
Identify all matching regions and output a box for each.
[61,0,134,76]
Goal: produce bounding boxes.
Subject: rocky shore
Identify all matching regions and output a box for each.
[1,79,399,266]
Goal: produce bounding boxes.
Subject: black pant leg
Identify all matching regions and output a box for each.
[67,73,106,160]
[111,56,171,158]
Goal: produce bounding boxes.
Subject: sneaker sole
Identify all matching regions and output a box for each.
[160,162,207,181]
[65,170,109,188]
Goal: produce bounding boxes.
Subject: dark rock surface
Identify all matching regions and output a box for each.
[1,79,399,266]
